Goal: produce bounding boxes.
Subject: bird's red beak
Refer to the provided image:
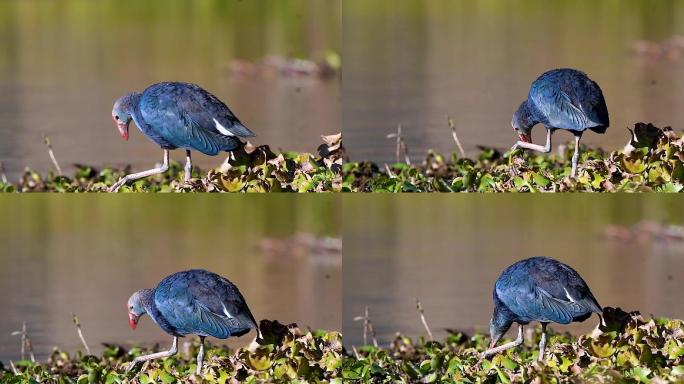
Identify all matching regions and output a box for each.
[117,122,129,141]
[518,133,532,143]
[128,312,139,330]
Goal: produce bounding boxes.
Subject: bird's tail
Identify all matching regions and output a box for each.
[218,136,247,152]
[229,121,256,138]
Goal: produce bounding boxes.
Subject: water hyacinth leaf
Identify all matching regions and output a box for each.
[344,123,684,192]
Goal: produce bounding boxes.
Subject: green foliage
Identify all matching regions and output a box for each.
[343,123,684,192]
[1,321,343,383]
[0,135,343,193]
[342,308,684,383]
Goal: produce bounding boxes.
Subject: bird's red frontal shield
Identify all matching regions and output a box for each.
[518,133,532,143]
[128,312,138,330]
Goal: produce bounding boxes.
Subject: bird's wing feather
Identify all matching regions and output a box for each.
[186,276,258,337]
[530,286,575,324]
[154,271,256,338]
[140,83,248,155]
[529,82,589,129]
[176,85,255,138]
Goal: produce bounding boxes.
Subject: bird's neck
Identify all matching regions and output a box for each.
[138,288,155,314]
[518,101,539,128]
[120,92,142,119]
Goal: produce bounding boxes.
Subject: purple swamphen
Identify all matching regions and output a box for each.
[126,269,260,374]
[510,68,609,177]
[110,82,255,192]
[482,256,603,361]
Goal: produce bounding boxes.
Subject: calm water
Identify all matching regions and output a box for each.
[344,0,684,164]
[0,0,340,179]
[0,195,341,362]
[343,195,684,347]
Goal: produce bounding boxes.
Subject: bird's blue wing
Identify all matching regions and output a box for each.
[175,83,255,138]
[529,69,609,130]
[528,287,575,324]
[529,82,590,130]
[186,274,258,338]
[140,83,249,155]
[497,282,573,324]
[155,281,254,338]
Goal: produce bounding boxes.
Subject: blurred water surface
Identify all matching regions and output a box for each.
[0,195,341,362]
[344,0,684,164]
[343,195,684,347]
[0,0,340,179]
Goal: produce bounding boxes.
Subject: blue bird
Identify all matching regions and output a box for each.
[511,68,609,177]
[482,257,603,361]
[110,82,255,192]
[126,269,260,374]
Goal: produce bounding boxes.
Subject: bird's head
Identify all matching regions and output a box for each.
[127,289,152,330]
[112,93,139,141]
[489,306,513,349]
[511,101,534,143]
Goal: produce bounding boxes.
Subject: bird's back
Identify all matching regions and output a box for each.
[495,256,602,325]
[528,68,609,133]
[153,269,258,339]
[137,82,254,155]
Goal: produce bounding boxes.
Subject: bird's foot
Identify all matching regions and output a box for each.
[109,177,128,192]
[124,361,138,373]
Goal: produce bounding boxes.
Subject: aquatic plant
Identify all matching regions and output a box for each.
[0,134,343,193]
[0,320,343,383]
[343,123,684,192]
[342,308,684,383]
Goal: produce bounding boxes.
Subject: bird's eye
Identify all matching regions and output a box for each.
[115,115,120,121]
[129,306,133,310]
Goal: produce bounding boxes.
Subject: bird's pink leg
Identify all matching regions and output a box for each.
[110,150,170,192]
[571,135,581,178]
[126,336,178,373]
[511,129,553,153]
[481,325,524,358]
[184,150,192,183]
[538,323,548,361]
[195,336,206,375]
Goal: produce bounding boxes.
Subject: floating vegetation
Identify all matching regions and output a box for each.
[603,220,684,243]
[342,308,684,383]
[1,320,343,383]
[633,35,684,62]
[0,134,344,193]
[228,52,341,79]
[343,123,684,192]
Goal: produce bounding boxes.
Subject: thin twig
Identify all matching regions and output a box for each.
[43,135,62,176]
[352,345,360,359]
[353,307,369,345]
[11,322,35,362]
[20,322,26,360]
[9,360,17,375]
[353,306,378,347]
[387,124,411,165]
[448,115,466,158]
[395,125,402,163]
[72,313,91,355]
[369,318,378,347]
[0,161,7,184]
[384,163,395,178]
[364,306,369,345]
[416,299,434,341]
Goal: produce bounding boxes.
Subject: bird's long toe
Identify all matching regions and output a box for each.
[109,177,128,192]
